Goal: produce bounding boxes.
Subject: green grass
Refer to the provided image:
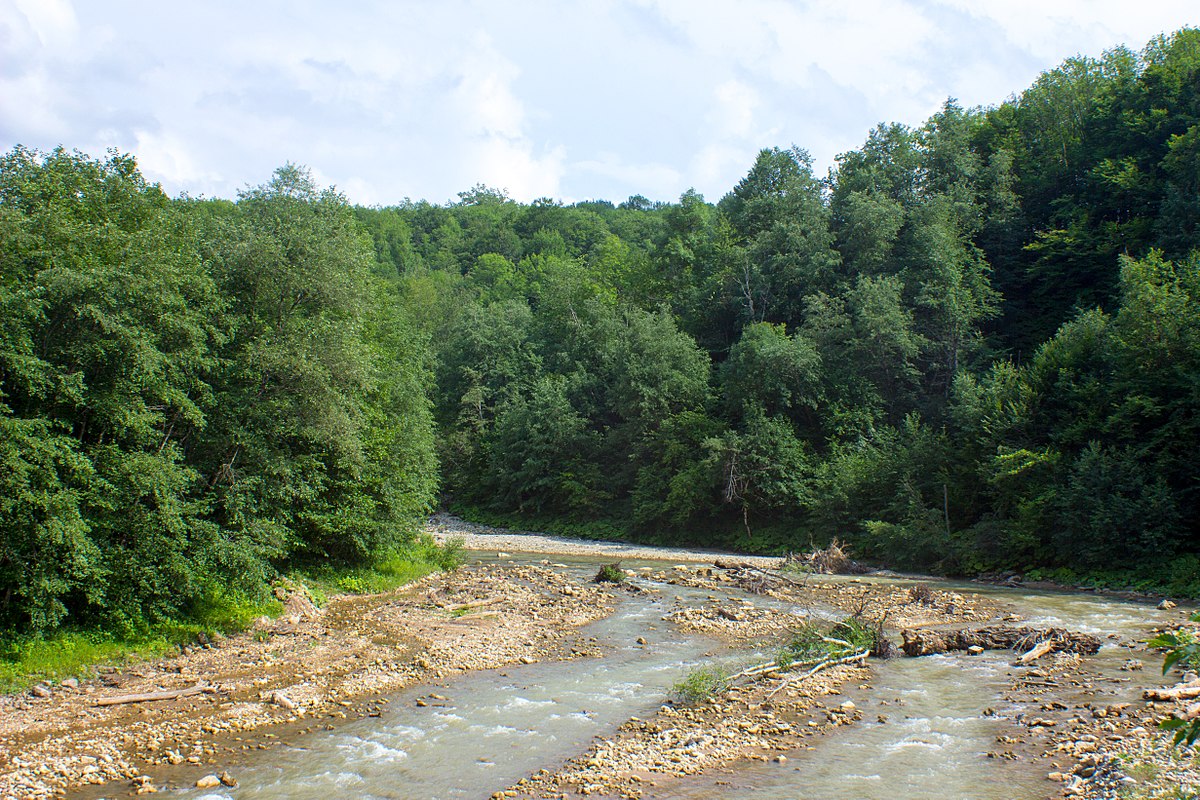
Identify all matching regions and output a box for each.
[0,633,173,693]
[0,588,282,693]
[0,535,465,694]
[292,534,465,600]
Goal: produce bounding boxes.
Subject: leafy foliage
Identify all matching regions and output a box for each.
[1149,613,1200,746]
[0,152,440,639]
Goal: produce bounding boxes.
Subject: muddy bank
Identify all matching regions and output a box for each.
[0,563,614,799]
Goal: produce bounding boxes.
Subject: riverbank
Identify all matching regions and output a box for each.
[0,562,615,799]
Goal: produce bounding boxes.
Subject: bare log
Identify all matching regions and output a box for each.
[1144,684,1200,702]
[95,683,212,707]
[450,596,504,613]
[1018,639,1055,665]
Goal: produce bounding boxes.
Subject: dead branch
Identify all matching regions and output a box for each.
[95,683,214,707]
[766,650,870,700]
[1018,639,1055,665]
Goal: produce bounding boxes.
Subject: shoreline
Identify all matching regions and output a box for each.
[2,516,1192,799]
[428,513,784,567]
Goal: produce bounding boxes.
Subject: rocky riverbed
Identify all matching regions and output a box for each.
[2,516,1195,800]
[498,662,871,800]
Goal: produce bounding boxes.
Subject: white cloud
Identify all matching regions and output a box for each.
[132,129,222,190]
[933,0,1197,61]
[10,0,77,47]
[1,1,1196,205]
[711,80,760,140]
[574,153,683,201]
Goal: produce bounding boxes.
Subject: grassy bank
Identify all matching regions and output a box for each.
[0,535,464,694]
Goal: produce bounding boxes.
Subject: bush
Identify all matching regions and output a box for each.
[594,562,627,583]
[670,665,730,705]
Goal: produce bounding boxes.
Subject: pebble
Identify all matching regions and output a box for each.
[195,775,221,789]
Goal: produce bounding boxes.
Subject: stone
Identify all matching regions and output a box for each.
[219,771,238,787]
[195,775,221,789]
[967,645,985,655]
[61,677,79,689]
[1158,599,1177,610]
[636,637,648,645]
[31,684,51,698]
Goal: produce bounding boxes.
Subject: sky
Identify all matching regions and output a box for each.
[1,1,1196,206]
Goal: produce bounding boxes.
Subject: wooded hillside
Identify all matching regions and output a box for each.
[2,28,1197,638]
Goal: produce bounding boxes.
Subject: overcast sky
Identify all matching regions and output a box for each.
[2,1,1196,206]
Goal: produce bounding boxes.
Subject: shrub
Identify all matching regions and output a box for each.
[670,665,729,705]
[595,562,627,584]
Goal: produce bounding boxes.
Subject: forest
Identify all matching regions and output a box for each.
[1,28,1198,643]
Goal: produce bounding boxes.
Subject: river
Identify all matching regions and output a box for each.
[154,552,1175,800]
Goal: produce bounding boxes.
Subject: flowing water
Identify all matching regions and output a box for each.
[149,554,1177,800]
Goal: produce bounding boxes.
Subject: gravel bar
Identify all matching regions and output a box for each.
[428,513,783,567]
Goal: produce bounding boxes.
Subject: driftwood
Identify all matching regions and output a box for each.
[900,626,1101,659]
[450,596,504,613]
[764,650,870,700]
[712,561,808,594]
[95,682,213,707]
[782,539,868,575]
[729,648,870,684]
[1144,680,1200,702]
[1018,639,1055,665]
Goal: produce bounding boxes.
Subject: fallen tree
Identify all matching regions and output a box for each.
[900,625,1102,659]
